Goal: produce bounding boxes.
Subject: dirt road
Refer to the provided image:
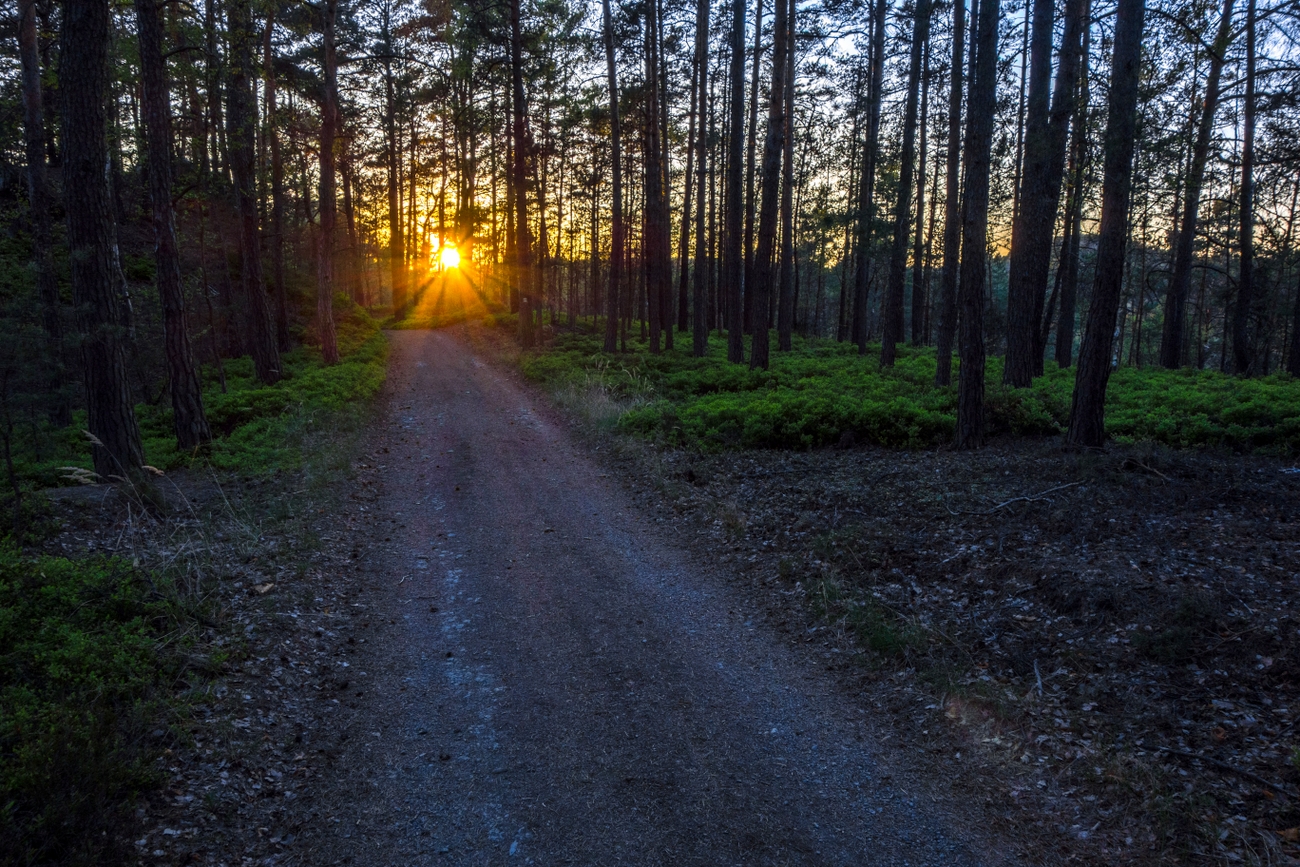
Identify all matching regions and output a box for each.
[302,328,1003,866]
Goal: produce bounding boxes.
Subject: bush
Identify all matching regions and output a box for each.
[0,547,195,865]
[519,328,1300,454]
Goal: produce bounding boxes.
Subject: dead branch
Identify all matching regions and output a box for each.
[1158,747,1300,801]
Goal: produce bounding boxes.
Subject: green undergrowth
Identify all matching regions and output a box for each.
[518,325,1300,454]
[0,546,202,865]
[13,296,388,490]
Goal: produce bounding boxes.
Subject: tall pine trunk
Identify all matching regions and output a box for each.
[644,0,668,354]
[1231,0,1255,374]
[691,0,710,357]
[601,0,624,353]
[136,0,211,448]
[933,0,965,386]
[1004,0,1086,384]
[910,42,931,347]
[749,0,790,370]
[724,0,748,361]
[511,0,535,347]
[61,0,145,477]
[881,0,932,366]
[1157,0,1235,368]
[677,53,698,335]
[1065,0,1146,449]
[742,0,764,336]
[226,0,281,383]
[955,0,997,449]
[263,11,290,350]
[317,0,340,364]
[853,0,889,354]
[776,0,796,352]
[1055,0,1090,368]
[18,0,69,425]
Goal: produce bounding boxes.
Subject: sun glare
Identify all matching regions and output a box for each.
[439,245,461,269]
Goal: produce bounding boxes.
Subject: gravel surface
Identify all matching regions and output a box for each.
[290,328,1009,865]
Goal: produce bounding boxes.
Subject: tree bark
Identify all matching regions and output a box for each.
[226,0,281,383]
[1158,0,1235,368]
[677,45,699,334]
[725,0,748,361]
[1065,0,1146,449]
[1232,0,1255,374]
[1054,0,1090,368]
[18,0,69,425]
[749,0,790,370]
[911,41,931,347]
[853,0,889,355]
[1004,0,1086,384]
[61,0,145,477]
[882,0,932,366]
[381,4,407,316]
[692,0,711,357]
[933,0,965,386]
[264,10,290,350]
[644,0,669,354]
[742,0,764,337]
[511,0,535,347]
[776,0,797,352]
[955,0,998,449]
[601,0,624,353]
[317,0,340,364]
[136,0,212,449]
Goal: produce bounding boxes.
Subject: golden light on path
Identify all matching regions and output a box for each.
[439,245,461,270]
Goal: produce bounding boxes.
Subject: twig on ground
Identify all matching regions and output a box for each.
[1157,747,1300,801]
[946,481,1083,517]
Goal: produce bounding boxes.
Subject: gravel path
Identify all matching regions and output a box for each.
[302,328,1003,866]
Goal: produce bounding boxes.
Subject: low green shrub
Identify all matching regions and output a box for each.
[519,327,1300,454]
[0,547,197,865]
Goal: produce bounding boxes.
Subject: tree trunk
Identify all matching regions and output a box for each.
[317,0,340,364]
[18,0,69,425]
[381,6,406,316]
[1054,0,1090,368]
[1065,0,1146,449]
[61,0,145,477]
[1158,0,1235,368]
[955,0,998,449]
[910,41,931,347]
[264,10,290,350]
[933,0,965,386]
[601,0,624,353]
[1004,0,1086,384]
[1232,0,1255,374]
[226,0,281,383]
[853,0,889,355]
[776,0,797,352]
[136,0,212,449]
[742,0,764,337]
[725,0,748,361]
[692,0,710,357]
[677,52,699,336]
[881,0,932,366]
[749,0,790,370]
[511,0,535,347]
[644,0,668,354]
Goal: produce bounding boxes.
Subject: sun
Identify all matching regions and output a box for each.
[439,245,461,270]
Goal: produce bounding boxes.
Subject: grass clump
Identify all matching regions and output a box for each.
[0,546,199,865]
[519,325,1300,454]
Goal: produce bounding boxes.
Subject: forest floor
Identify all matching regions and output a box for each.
[31,322,1300,866]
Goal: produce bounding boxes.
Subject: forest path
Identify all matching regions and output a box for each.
[304,327,999,866]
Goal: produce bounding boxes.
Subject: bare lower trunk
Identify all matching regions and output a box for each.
[19,0,69,425]
[264,10,290,350]
[955,0,998,449]
[317,0,340,363]
[749,0,791,370]
[775,0,796,352]
[511,0,535,348]
[62,0,145,477]
[137,0,211,449]
[1231,0,1255,374]
[226,0,281,383]
[933,0,965,386]
[601,0,624,353]
[1066,0,1146,449]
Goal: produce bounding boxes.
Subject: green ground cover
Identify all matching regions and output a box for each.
[12,296,388,490]
[519,325,1300,454]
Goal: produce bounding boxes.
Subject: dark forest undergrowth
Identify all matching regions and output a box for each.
[0,309,387,866]
[481,318,1300,865]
